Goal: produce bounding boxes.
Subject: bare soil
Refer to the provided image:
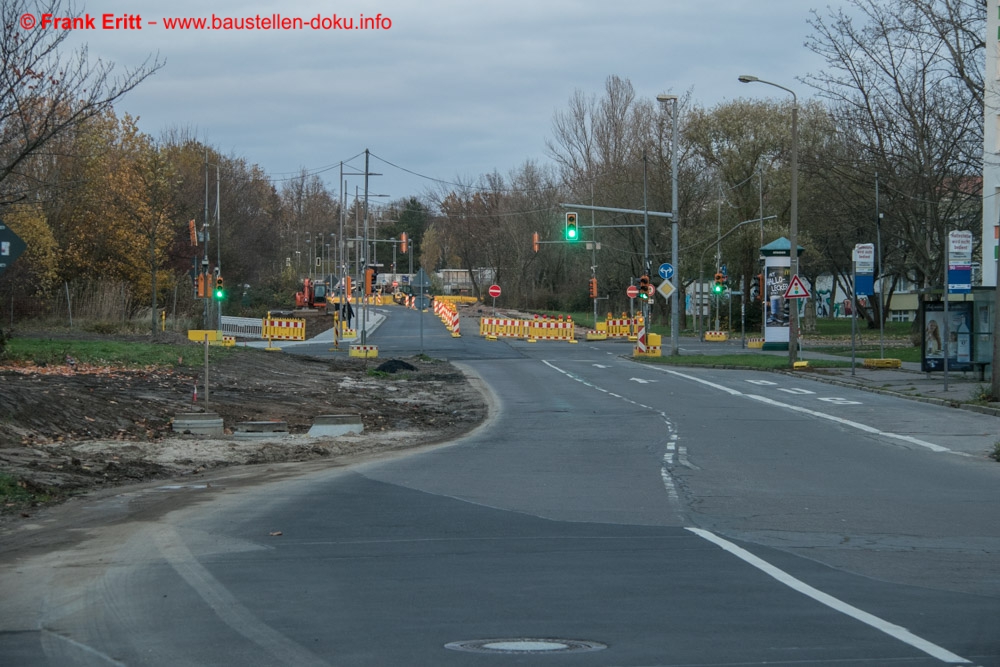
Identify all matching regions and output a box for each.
[0,338,488,520]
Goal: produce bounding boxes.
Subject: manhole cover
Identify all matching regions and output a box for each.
[444,638,606,655]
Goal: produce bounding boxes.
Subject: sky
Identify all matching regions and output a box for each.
[51,0,857,202]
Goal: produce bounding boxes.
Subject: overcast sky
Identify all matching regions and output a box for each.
[58,0,856,200]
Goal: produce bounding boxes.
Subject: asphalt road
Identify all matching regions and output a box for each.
[1,307,997,666]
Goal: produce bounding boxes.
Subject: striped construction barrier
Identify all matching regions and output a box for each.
[746,337,764,348]
[349,344,379,359]
[604,313,643,338]
[528,316,576,343]
[478,315,576,343]
[479,317,529,338]
[633,330,662,357]
[434,300,462,337]
[263,315,306,341]
[704,331,728,342]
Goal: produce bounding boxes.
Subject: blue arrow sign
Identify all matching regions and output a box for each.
[658,263,674,280]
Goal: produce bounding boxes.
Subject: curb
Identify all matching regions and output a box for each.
[781,369,1000,417]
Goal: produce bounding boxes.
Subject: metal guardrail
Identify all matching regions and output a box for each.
[221,315,265,339]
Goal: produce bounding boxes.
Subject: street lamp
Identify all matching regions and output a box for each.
[738,74,799,365]
[656,93,680,356]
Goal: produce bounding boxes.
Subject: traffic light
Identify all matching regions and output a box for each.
[532,231,540,253]
[364,267,375,296]
[214,276,225,300]
[197,272,205,298]
[712,272,726,295]
[638,275,650,300]
[565,212,579,242]
[400,232,408,254]
[588,277,598,299]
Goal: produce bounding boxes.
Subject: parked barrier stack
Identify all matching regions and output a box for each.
[434,300,462,337]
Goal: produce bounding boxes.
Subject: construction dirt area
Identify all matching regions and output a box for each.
[0,332,490,522]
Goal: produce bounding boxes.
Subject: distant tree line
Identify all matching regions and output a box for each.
[0,0,984,334]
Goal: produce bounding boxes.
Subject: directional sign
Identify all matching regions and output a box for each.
[853,243,875,273]
[656,279,675,301]
[0,220,27,277]
[657,263,674,280]
[488,284,501,298]
[412,268,432,289]
[626,285,639,299]
[783,274,811,299]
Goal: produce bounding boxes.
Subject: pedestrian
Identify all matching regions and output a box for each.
[342,299,354,328]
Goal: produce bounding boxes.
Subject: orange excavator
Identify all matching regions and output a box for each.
[294,278,329,310]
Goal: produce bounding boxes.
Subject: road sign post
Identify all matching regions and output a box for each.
[488,284,501,315]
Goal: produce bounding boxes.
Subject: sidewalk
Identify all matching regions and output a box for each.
[783,348,1000,417]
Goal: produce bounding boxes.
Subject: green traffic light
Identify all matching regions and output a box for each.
[214,288,225,300]
[566,227,577,240]
[712,282,724,295]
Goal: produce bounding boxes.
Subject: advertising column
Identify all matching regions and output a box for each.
[760,237,800,350]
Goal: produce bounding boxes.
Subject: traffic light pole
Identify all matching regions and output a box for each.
[697,215,777,336]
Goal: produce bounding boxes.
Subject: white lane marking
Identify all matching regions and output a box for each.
[154,527,328,667]
[744,393,953,454]
[746,379,778,386]
[630,377,656,384]
[542,360,683,500]
[778,387,815,395]
[652,368,957,455]
[686,528,973,665]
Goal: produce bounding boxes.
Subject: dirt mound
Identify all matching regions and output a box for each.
[376,359,418,373]
[0,347,487,518]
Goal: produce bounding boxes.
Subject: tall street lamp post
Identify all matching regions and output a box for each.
[656,93,680,356]
[738,74,799,365]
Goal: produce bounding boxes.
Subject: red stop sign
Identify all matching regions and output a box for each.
[626,285,639,299]
[488,284,502,298]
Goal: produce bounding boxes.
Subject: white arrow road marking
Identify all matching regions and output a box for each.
[629,377,656,384]
[593,364,609,368]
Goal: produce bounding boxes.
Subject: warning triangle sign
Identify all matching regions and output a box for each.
[783,274,810,299]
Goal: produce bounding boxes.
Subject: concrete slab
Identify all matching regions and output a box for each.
[308,414,363,437]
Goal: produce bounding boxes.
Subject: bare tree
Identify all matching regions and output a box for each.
[0,0,162,204]
[805,0,982,296]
